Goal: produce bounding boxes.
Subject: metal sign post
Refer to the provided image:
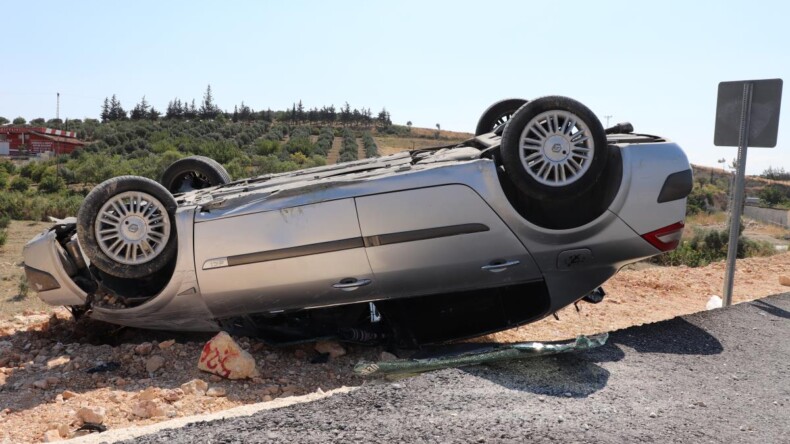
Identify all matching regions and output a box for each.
[714,79,783,307]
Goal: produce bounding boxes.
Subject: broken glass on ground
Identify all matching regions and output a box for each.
[354,334,608,376]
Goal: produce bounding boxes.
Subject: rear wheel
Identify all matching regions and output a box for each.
[77,176,178,279]
[160,155,231,194]
[500,96,607,201]
[475,98,528,135]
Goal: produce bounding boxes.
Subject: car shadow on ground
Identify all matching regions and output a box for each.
[464,316,723,398]
[750,299,790,319]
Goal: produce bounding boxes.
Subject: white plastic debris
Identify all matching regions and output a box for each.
[706,295,723,310]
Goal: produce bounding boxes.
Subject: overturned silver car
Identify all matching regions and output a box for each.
[24,96,692,346]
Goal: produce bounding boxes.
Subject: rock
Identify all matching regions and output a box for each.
[294,349,307,359]
[649,412,657,418]
[379,351,398,361]
[139,387,160,401]
[47,355,70,369]
[159,339,176,350]
[134,342,153,355]
[163,388,184,402]
[62,390,78,400]
[181,378,209,395]
[46,376,60,386]
[42,429,62,442]
[198,332,259,379]
[262,394,273,402]
[779,275,790,286]
[206,387,227,397]
[57,423,70,438]
[706,295,723,310]
[77,406,106,424]
[314,341,346,359]
[209,374,222,382]
[145,355,165,373]
[33,379,49,389]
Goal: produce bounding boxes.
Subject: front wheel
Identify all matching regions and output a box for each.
[77,176,178,279]
[500,96,607,201]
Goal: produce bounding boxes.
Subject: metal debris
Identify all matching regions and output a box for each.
[354,334,609,376]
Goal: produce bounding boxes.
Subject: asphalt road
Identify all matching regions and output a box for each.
[123,294,789,444]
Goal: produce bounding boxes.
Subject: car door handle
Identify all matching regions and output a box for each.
[332,278,372,291]
[481,260,520,273]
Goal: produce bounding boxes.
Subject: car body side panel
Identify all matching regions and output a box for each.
[355,185,541,299]
[89,207,219,331]
[194,198,378,317]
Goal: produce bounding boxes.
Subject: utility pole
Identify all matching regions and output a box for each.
[56,92,60,178]
[604,115,612,128]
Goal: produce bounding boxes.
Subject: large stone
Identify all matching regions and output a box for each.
[145,355,165,373]
[47,355,70,369]
[206,387,226,397]
[314,340,346,359]
[198,332,259,379]
[42,429,62,442]
[134,342,153,355]
[77,406,106,424]
[180,378,209,395]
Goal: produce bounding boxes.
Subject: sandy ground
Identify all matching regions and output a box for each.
[1,219,789,442]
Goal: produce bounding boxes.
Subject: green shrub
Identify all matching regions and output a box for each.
[9,176,31,192]
[0,229,6,248]
[0,215,10,229]
[39,174,66,193]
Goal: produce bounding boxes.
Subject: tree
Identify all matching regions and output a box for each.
[761,166,790,181]
[296,100,305,123]
[108,94,127,121]
[200,84,219,119]
[148,106,161,120]
[0,117,9,125]
[376,108,391,129]
[759,185,786,207]
[406,121,412,133]
[130,96,150,120]
[12,117,26,125]
[31,118,45,125]
[100,97,110,122]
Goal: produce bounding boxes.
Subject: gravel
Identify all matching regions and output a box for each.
[123,293,790,444]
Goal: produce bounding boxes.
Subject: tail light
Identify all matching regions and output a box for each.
[641,222,685,252]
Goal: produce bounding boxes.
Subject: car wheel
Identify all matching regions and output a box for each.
[475,98,528,135]
[160,155,231,194]
[500,96,607,200]
[77,176,178,279]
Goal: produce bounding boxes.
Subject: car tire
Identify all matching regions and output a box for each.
[475,98,528,136]
[500,96,607,201]
[160,155,231,194]
[77,176,178,279]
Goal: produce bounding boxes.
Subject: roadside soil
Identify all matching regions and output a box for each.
[1,219,789,442]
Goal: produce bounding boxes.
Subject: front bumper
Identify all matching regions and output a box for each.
[23,229,87,306]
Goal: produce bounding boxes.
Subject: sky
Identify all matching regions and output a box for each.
[0,0,788,174]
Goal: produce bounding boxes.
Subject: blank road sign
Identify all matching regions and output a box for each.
[714,78,783,147]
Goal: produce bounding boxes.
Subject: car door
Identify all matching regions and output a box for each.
[194,198,378,318]
[355,185,541,299]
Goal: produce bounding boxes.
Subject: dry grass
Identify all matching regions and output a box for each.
[0,220,52,320]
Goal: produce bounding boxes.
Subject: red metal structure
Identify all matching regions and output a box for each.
[0,127,86,156]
